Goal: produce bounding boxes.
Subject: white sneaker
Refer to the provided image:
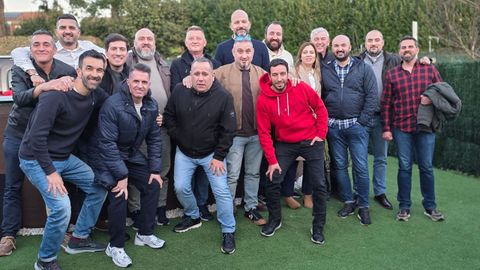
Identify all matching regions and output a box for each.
[105,243,132,268]
[134,233,165,249]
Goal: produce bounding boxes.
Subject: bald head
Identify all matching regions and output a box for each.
[230,9,251,36]
[134,28,156,59]
[365,30,384,56]
[332,35,351,62]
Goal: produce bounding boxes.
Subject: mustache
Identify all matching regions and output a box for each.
[86,75,101,82]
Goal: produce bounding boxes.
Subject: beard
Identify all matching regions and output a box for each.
[137,46,155,60]
[335,52,350,62]
[81,75,101,91]
[401,52,416,63]
[367,49,382,57]
[266,39,282,51]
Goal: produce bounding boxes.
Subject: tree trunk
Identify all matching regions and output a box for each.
[0,0,6,36]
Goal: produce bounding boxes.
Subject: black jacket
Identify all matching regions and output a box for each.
[163,79,236,161]
[5,59,76,139]
[359,50,401,84]
[93,84,162,189]
[321,57,378,127]
[99,63,129,95]
[170,51,220,93]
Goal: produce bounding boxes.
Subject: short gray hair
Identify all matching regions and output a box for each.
[310,27,329,41]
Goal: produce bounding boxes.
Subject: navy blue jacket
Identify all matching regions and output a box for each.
[321,57,378,127]
[93,84,162,189]
[214,38,270,70]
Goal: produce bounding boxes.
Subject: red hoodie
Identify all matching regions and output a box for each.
[256,73,328,165]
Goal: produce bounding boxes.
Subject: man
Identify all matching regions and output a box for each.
[100,33,130,95]
[94,63,165,268]
[18,50,108,270]
[164,58,237,254]
[214,37,266,225]
[256,58,329,244]
[11,14,104,79]
[381,36,444,222]
[169,25,220,221]
[215,9,270,70]
[310,27,335,64]
[126,28,171,226]
[357,30,400,209]
[263,21,294,71]
[321,35,377,226]
[0,30,76,257]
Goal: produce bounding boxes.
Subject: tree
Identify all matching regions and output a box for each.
[69,0,125,18]
[0,0,6,36]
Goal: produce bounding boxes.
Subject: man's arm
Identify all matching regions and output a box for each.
[358,64,378,126]
[145,111,162,174]
[214,43,225,66]
[98,99,129,181]
[80,40,105,54]
[163,88,178,139]
[256,98,277,165]
[169,60,182,93]
[305,85,329,140]
[381,71,394,134]
[11,47,35,72]
[213,93,236,161]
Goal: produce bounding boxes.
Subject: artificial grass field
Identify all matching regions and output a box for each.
[3,156,480,270]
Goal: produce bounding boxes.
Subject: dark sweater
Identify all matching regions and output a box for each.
[163,80,236,161]
[214,38,270,71]
[19,88,108,175]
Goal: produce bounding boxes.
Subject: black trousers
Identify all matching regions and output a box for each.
[266,140,327,229]
[108,161,160,248]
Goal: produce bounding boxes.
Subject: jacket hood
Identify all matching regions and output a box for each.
[259,72,293,98]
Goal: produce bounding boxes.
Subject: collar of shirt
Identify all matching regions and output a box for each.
[365,51,384,64]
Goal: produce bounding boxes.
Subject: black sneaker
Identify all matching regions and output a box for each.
[396,209,411,221]
[64,236,106,254]
[357,208,372,226]
[260,219,282,237]
[244,208,267,225]
[156,207,170,225]
[337,203,356,218]
[173,217,202,233]
[34,259,62,270]
[310,227,325,245]
[221,233,236,254]
[199,205,214,221]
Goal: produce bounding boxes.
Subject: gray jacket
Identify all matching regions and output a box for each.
[417,82,462,132]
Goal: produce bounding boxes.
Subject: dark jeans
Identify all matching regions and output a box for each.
[1,135,24,237]
[267,140,327,229]
[108,161,160,248]
[281,161,313,197]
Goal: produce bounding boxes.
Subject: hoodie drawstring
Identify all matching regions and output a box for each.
[286,93,290,116]
[276,93,290,116]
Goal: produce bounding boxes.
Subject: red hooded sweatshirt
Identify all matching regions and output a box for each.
[256,73,328,165]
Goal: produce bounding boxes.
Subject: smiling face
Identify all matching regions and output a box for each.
[106,40,128,69]
[265,23,283,52]
[332,35,351,62]
[269,64,289,92]
[365,30,384,57]
[30,34,56,65]
[77,57,105,91]
[185,29,207,55]
[399,39,419,63]
[134,28,156,59]
[191,61,214,93]
[232,41,254,69]
[56,18,80,47]
[311,31,330,55]
[300,44,317,67]
[127,69,151,103]
[230,10,251,37]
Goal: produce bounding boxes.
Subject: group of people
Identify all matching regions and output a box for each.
[0,8,450,270]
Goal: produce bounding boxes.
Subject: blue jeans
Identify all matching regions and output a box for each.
[328,123,370,208]
[370,114,388,196]
[174,148,235,233]
[19,155,107,262]
[2,135,24,237]
[392,128,437,210]
[226,135,263,211]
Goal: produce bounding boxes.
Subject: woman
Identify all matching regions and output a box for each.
[281,42,322,209]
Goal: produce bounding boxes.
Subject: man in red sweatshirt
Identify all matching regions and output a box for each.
[256,58,329,244]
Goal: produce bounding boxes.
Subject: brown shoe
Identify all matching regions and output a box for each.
[284,196,301,209]
[0,236,16,256]
[304,195,313,209]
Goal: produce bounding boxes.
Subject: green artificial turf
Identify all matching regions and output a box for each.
[3,156,480,270]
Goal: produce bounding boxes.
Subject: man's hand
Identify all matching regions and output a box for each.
[288,74,300,86]
[420,95,432,105]
[35,76,74,96]
[209,158,226,176]
[382,131,393,141]
[310,136,324,145]
[419,56,432,65]
[31,74,46,86]
[148,173,163,188]
[46,172,67,197]
[266,163,282,181]
[182,75,193,88]
[112,178,128,200]
[156,114,163,126]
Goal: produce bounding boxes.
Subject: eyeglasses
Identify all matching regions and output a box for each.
[234,34,252,41]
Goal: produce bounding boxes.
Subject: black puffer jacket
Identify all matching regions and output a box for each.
[321,57,378,127]
[93,83,162,189]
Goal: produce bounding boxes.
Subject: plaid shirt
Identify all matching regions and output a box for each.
[334,58,354,88]
[381,60,442,132]
[328,117,358,130]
